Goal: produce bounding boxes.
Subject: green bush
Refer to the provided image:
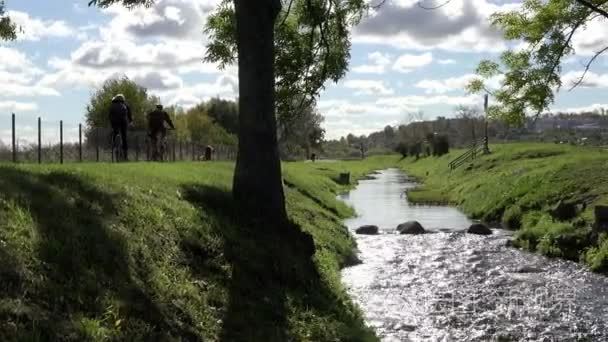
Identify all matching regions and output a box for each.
[585,234,608,272]
[432,134,450,156]
[395,142,408,158]
[502,205,522,229]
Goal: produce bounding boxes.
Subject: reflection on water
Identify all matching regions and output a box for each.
[340,169,608,341]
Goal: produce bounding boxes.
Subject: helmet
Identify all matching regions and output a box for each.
[113,94,125,102]
[156,104,163,110]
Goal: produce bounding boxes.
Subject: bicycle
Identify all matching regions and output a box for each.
[110,130,125,163]
[148,128,174,162]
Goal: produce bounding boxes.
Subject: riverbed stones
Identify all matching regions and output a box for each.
[467,223,492,235]
[355,225,379,235]
[397,221,425,234]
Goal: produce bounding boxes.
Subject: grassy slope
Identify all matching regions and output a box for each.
[0,158,394,341]
[396,142,608,272]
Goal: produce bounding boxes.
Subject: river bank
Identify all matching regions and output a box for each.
[395,142,608,273]
[0,161,390,341]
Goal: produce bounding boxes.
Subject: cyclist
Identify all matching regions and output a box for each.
[147,104,175,161]
[108,94,133,160]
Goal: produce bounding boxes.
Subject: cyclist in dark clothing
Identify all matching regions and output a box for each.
[109,94,133,159]
[147,104,175,160]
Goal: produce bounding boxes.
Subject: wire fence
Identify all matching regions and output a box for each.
[0,113,237,164]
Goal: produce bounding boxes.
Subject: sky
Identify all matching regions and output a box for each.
[2,0,608,144]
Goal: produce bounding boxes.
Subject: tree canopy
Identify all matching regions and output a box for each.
[0,1,17,41]
[205,0,368,118]
[85,77,158,132]
[467,0,608,126]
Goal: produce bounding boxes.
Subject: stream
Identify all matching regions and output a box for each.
[339,169,608,342]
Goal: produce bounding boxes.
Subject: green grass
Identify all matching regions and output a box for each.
[396,142,608,272]
[0,159,391,341]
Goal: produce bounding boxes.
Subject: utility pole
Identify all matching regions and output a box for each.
[483,94,490,154]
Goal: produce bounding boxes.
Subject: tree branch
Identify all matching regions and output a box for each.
[548,18,583,90]
[371,0,388,10]
[574,0,608,19]
[569,45,608,90]
[280,0,295,26]
[418,0,453,10]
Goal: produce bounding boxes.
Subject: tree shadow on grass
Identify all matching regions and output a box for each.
[0,167,197,341]
[181,184,375,342]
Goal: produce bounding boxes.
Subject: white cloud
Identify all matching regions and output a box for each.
[561,70,608,89]
[550,103,608,114]
[100,0,218,42]
[41,0,225,93]
[392,52,433,73]
[319,99,406,139]
[0,47,60,98]
[376,94,478,107]
[0,101,38,112]
[352,52,392,74]
[353,0,519,53]
[438,59,457,65]
[158,74,238,108]
[7,10,74,41]
[571,17,608,56]
[415,74,476,94]
[342,80,395,95]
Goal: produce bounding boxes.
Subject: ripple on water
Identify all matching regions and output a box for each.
[341,169,608,341]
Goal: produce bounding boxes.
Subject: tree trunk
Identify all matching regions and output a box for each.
[233,0,288,227]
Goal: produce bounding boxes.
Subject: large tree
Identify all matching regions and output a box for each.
[90,0,368,227]
[467,0,608,126]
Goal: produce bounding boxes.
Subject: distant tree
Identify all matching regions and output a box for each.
[383,125,396,148]
[0,1,17,41]
[278,98,325,159]
[395,141,408,158]
[181,105,236,146]
[206,97,239,135]
[409,141,422,160]
[346,133,357,146]
[357,135,368,159]
[455,105,482,143]
[432,134,450,156]
[85,77,157,135]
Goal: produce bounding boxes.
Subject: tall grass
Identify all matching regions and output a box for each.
[396,142,608,272]
[0,160,385,341]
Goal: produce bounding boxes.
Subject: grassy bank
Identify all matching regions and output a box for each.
[0,158,393,341]
[396,142,608,273]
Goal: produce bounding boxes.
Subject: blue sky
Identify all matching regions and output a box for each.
[2,0,608,144]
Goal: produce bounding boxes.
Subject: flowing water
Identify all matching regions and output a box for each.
[339,169,608,342]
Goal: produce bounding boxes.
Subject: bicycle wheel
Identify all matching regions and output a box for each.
[113,134,123,163]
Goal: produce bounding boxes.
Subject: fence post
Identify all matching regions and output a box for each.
[172,140,176,162]
[78,123,83,162]
[191,141,195,161]
[11,113,16,163]
[95,132,100,162]
[60,120,63,164]
[135,135,139,162]
[38,117,41,164]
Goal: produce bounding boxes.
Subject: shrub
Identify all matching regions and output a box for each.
[585,234,608,272]
[432,134,450,156]
[395,142,408,158]
[408,142,422,160]
[502,205,522,229]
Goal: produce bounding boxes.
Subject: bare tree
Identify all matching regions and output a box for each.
[455,105,482,143]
